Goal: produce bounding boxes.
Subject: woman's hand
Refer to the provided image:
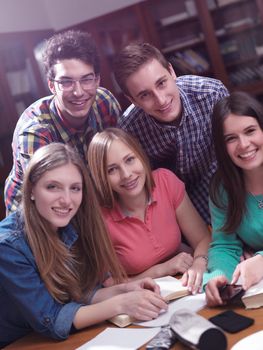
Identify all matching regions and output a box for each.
[165,252,193,275]
[181,256,207,294]
[205,275,229,307]
[231,255,263,290]
[117,289,168,321]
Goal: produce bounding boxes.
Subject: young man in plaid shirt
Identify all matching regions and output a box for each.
[114,43,229,224]
[5,30,121,214]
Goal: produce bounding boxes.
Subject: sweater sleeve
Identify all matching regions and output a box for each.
[202,199,243,286]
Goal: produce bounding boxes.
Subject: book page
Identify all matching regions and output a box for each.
[243,278,263,298]
[154,276,188,300]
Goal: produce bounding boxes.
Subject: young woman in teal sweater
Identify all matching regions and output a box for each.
[204,92,263,306]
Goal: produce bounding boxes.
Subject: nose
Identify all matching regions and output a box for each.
[239,135,250,148]
[120,165,131,179]
[59,189,71,205]
[72,81,84,96]
[153,90,166,106]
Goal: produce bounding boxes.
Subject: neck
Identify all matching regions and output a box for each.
[118,190,148,219]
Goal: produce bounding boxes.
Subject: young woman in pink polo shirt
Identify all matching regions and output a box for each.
[87,128,210,294]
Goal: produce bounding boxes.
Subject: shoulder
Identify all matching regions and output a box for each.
[177,75,229,99]
[14,95,55,135]
[95,87,121,108]
[0,212,25,246]
[118,104,150,129]
[152,168,185,190]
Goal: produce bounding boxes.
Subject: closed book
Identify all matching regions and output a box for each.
[242,278,263,309]
[108,276,189,327]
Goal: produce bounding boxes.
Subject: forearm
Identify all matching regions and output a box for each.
[193,234,211,259]
[91,283,127,303]
[73,296,121,329]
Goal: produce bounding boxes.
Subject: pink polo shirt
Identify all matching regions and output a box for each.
[102,168,185,275]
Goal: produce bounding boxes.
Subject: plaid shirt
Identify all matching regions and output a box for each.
[118,75,229,224]
[5,87,121,214]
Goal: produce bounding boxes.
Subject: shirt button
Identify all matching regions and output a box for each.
[43,317,51,325]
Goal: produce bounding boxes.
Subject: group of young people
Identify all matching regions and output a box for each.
[0,29,263,347]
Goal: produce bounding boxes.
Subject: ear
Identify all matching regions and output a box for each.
[168,63,177,80]
[48,79,56,94]
[95,75,100,87]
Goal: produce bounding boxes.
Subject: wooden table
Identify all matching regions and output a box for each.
[4,305,263,350]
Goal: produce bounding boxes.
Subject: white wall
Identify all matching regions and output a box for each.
[0,0,143,33]
[0,0,50,32]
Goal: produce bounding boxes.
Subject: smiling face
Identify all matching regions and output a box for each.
[224,113,263,174]
[106,139,146,202]
[125,59,182,123]
[31,162,83,231]
[48,58,100,128]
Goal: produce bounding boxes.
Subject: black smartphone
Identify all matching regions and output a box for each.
[219,284,244,303]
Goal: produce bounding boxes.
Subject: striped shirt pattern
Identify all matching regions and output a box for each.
[5,87,121,214]
[118,75,229,223]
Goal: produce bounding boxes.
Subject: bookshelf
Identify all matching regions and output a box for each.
[0,30,52,219]
[71,3,154,109]
[209,0,263,91]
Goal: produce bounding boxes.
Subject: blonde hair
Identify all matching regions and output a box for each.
[87,128,155,208]
[22,143,125,303]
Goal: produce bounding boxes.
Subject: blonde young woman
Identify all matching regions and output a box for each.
[87,128,211,294]
[0,143,167,347]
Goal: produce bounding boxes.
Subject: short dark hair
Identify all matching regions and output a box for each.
[210,91,263,232]
[114,42,170,96]
[42,30,100,79]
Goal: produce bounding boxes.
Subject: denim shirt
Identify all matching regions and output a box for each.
[0,211,98,347]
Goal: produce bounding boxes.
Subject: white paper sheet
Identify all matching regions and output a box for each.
[231,330,263,350]
[134,292,206,327]
[76,327,161,350]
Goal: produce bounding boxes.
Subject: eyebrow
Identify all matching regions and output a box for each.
[136,75,167,98]
[56,73,95,80]
[224,124,257,136]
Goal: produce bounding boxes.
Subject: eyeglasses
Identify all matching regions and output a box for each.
[52,75,98,92]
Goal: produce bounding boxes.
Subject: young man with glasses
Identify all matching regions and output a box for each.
[5,30,121,214]
[114,43,229,224]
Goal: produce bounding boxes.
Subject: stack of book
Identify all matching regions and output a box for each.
[168,49,210,75]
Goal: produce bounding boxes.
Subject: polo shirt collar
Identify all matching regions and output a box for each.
[109,192,157,222]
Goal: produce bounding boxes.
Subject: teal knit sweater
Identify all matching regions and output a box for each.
[203,190,263,287]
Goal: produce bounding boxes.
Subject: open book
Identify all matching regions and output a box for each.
[109,276,189,327]
[242,278,263,309]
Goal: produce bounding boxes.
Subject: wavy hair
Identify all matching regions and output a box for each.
[22,143,125,303]
[87,128,155,208]
[42,30,100,79]
[210,91,263,232]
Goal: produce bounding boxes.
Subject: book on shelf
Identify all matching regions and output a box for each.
[217,0,241,7]
[168,49,209,74]
[242,278,263,309]
[160,12,189,26]
[108,276,189,327]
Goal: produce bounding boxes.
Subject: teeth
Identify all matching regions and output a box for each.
[122,179,137,189]
[239,150,256,159]
[71,101,86,105]
[53,208,70,214]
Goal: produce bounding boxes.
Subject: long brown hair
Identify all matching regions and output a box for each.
[210,91,263,232]
[87,128,155,208]
[22,143,125,303]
